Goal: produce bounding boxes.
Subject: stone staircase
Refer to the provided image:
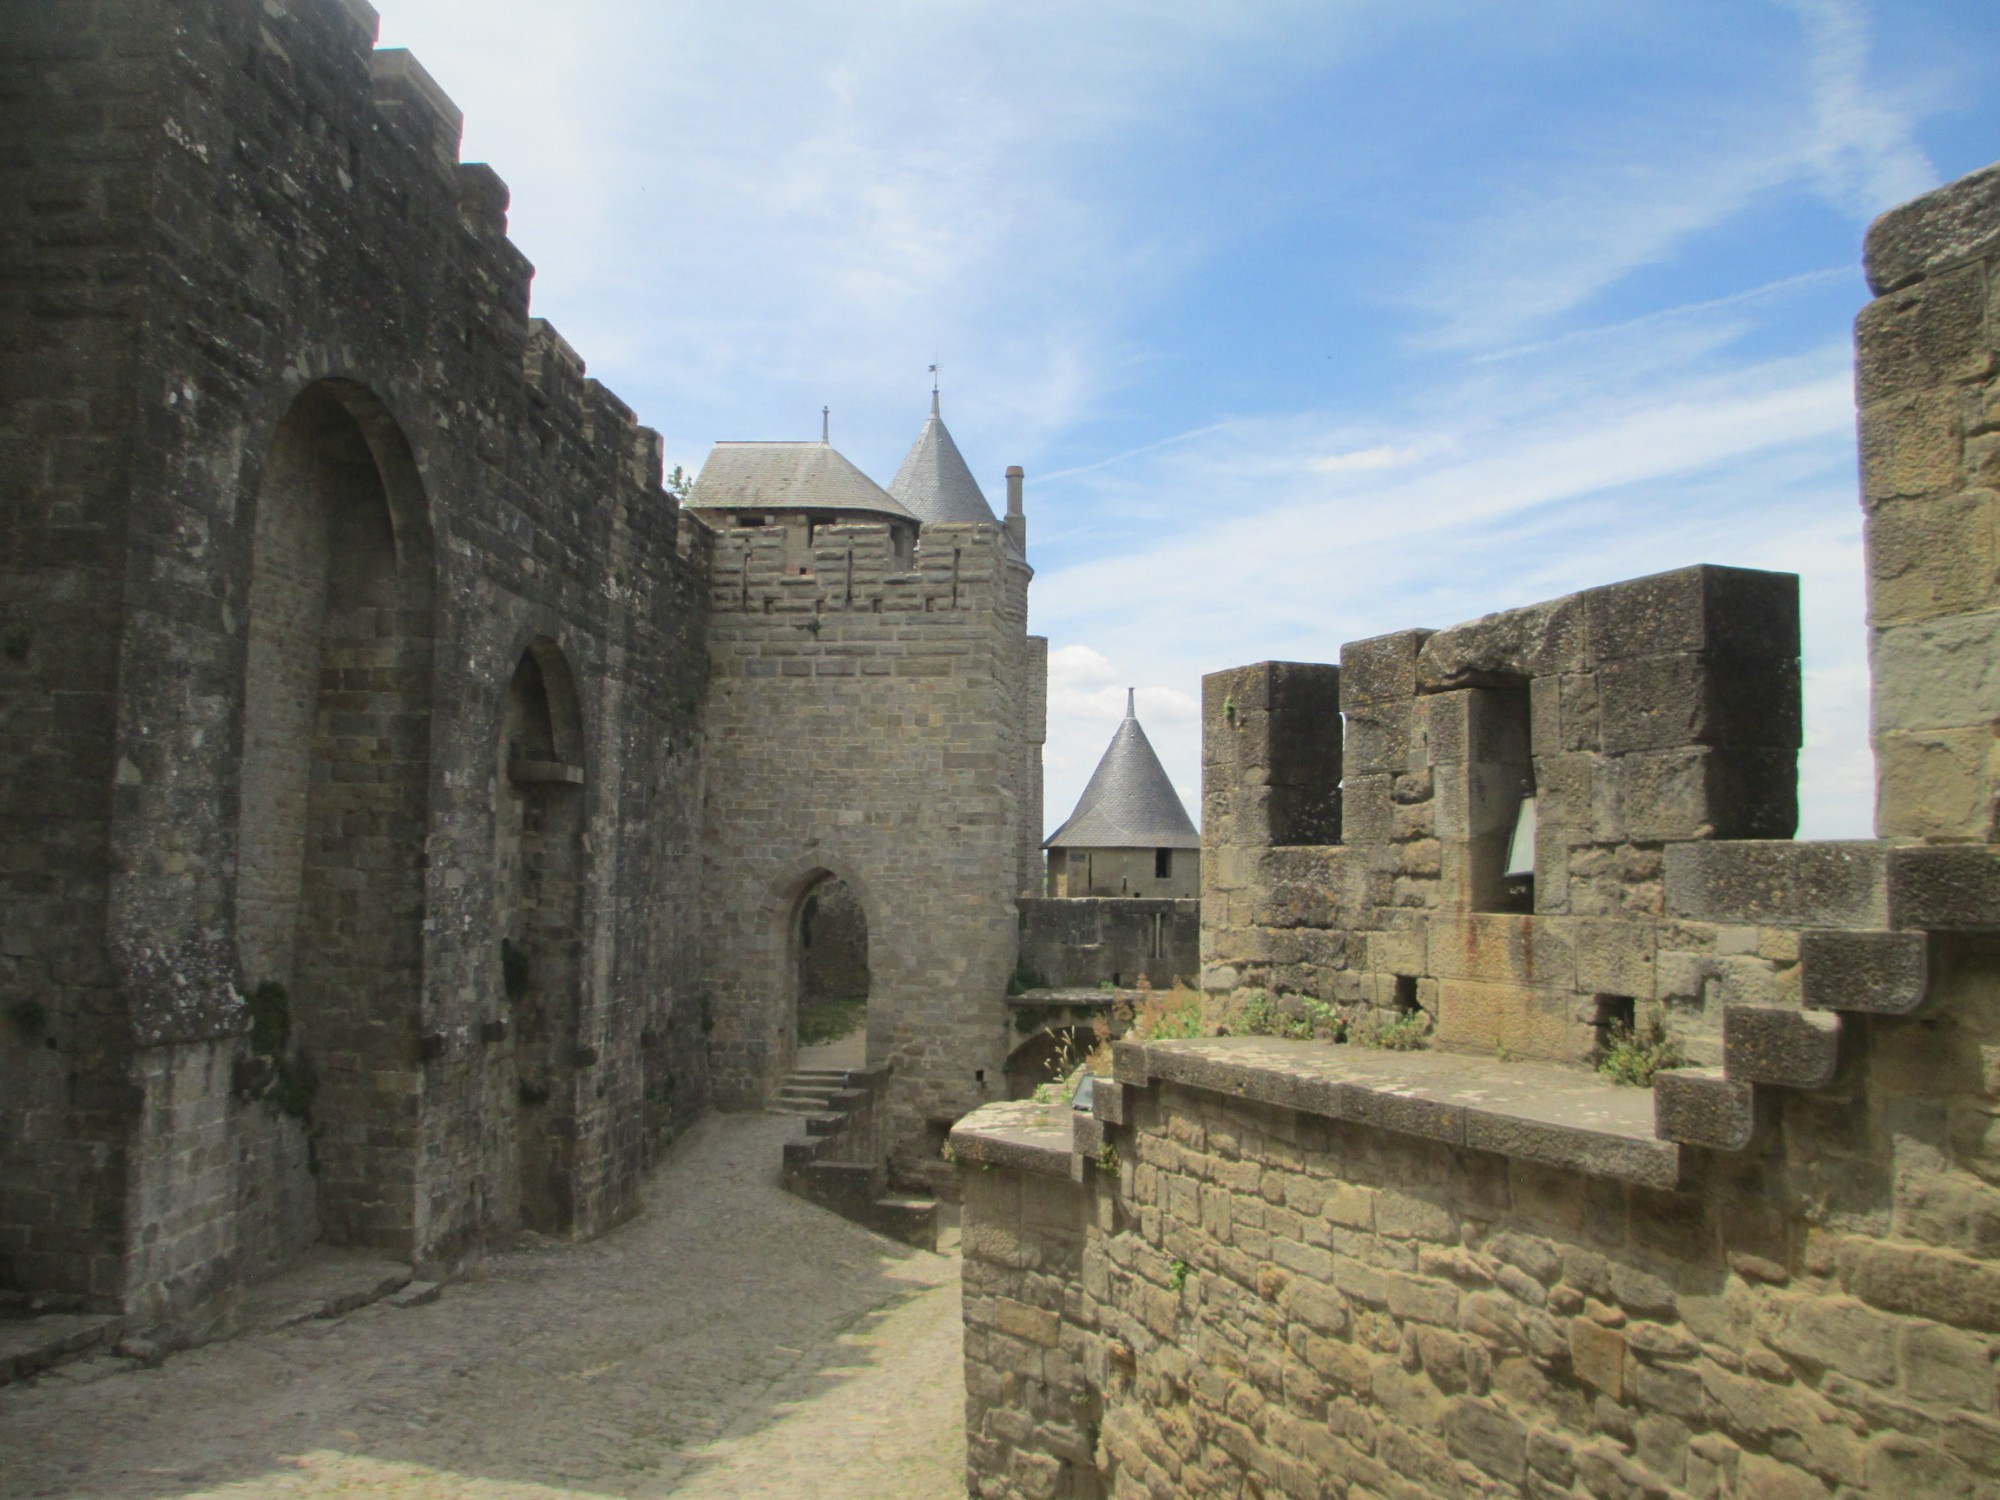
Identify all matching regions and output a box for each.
[770,1063,939,1249]
[1653,842,1992,1153]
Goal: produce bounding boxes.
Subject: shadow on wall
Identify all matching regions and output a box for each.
[795,876,870,1048]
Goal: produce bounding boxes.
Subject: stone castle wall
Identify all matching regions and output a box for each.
[0,0,710,1323]
[699,515,1040,1185]
[955,157,2000,1500]
[1017,899,1201,993]
[1202,566,1801,1072]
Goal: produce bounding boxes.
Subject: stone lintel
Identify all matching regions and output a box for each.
[1115,1037,1680,1189]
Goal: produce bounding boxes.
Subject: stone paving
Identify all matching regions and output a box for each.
[0,1111,965,1499]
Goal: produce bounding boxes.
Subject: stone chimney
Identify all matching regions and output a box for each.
[1005,465,1025,552]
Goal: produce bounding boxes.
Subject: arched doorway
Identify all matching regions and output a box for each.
[235,380,433,1251]
[792,874,870,1068]
[494,643,586,1234]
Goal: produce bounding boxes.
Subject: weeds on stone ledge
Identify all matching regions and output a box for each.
[1597,1023,1685,1087]
[1359,1011,1431,1052]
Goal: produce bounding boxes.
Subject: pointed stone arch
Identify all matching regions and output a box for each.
[235,378,435,1253]
[495,639,588,1234]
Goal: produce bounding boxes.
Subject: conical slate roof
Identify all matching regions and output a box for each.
[687,441,917,523]
[1045,692,1200,851]
[888,394,997,526]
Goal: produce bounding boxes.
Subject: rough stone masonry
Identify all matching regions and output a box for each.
[0,0,1044,1332]
[953,159,2000,1497]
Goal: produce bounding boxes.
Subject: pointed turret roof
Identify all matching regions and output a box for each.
[888,394,998,526]
[1045,691,1200,851]
[686,440,917,523]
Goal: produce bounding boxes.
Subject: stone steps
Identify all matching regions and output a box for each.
[771,1063,940,1251]
[1651,861,1959,1151]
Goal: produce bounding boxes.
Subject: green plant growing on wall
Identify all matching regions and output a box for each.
[1360,1010,1430,1052]
[1169,1258,1190,1292]
[1598,1023,1685,1087]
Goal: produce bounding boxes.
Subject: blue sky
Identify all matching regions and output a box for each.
[375,0,2000,839]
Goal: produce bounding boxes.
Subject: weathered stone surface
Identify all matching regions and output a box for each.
[1864,158,2000,293]
[1664,841,1888,928]
[1722,1006,1841,1090]
[1889,845,2000,931]
[1597,652,1800,754]
[1653,1068,1761,1152]
[1799,930,1930,1015]
[1582,566,1800,664]
[1417,594,1588,690]
[1340,629,1434,705]
[1864,489,2000,627]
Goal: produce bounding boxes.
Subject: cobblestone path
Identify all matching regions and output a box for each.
[0,1113,965,1499]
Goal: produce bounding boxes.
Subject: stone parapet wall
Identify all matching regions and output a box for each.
[958,944,2000,1498]
[1018,899,1201,993]
[1203,564,1802,1070]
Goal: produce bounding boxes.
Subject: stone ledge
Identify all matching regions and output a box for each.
[1111,1036,1681,1189]
[950,1099,1076,1179]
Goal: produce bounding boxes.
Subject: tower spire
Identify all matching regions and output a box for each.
[928,361,940,416]
[821,405,829,444]
[1126,687,1136,718]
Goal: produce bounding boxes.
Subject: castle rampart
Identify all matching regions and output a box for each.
[1,0,708,1323]
[953,156,2000,1500]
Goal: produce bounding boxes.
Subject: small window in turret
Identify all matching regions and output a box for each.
[1155,849,1172,879]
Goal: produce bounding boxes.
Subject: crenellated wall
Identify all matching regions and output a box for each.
[956,154,2000,1500]
[0,0,709,1324]
[699,513,1041,1187]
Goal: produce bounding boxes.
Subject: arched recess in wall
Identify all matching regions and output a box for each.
[235,379,435,1252]
[495,641,588,1235]
[790,870,871,1066]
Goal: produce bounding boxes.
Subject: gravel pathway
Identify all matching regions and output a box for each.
[0,1112,965,1499]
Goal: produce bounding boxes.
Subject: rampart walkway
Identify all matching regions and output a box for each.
[0,1113,965,1499]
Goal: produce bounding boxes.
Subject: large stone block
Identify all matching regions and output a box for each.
[1864,488,2000,627]
[1888,845,2000,930]
[1340,629,1432,706]
[1598,652,1800,754]
[1859,389,1963,505]
[1873,610,2000,735]
[1344,699,1413,776]
[1875,727,1999,842]
[1582,566,1799,665]
[1415,593,1587,691]
[1653,1068,1761,1152]
[1798,929,1929,1014]
[1722,1006,1841,1090]
[1863,158,2000,294]
[1592,746,1796,843]
[1663,841,1887,928]
[1855,262,1993,405]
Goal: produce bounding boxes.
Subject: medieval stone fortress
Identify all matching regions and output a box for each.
[4,1,2000,1498]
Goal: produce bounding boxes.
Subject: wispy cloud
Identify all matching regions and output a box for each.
[1404,0,1931,350]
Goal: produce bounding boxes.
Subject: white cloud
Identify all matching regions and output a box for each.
[1405,0,1932,350]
